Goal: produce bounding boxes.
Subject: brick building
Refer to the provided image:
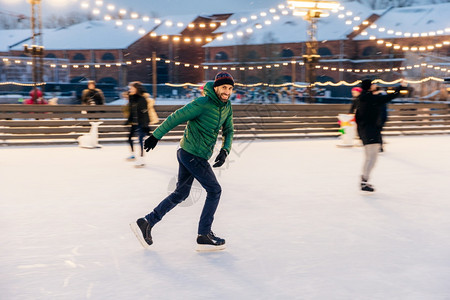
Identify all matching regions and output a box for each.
[4,14,231,86]
[1,2,449,93]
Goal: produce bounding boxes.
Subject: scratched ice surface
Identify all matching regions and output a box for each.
[1,135,449,299]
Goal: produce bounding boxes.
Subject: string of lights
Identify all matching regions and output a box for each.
[332,5,450,51]
[78,0,269,37]
[332,3,450,39]
[77,0,292,41]
[166,82,310,88]
[3,55,449,76]
[314,63,449,75]
[165,76,444,88]
[76,0,449,51]
[0,81,46,87]
[78,0,216,36]
[313,76,444,87]
[354,21,450,40]
[372,38,450,52]
[1,76,443,89]
[153,4,289,42]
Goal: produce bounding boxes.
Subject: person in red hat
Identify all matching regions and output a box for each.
[24,87,47,105]
[348,87,362,114]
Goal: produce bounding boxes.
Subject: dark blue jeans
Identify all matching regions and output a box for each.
[128,125,147,156]
[145,148,222,235]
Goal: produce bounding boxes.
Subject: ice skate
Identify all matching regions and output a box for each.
[130,218,153,249]
[196,231,226,252]
[134,156,145,168]
[126,154,135,161]
[361,177,375,193]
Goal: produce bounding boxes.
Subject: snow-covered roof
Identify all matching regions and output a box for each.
[151,14,199,36]
[354,3,450,40]
[205,2,373,47]
[0,29,39,52]
[28,19,157,51]
[5,14,202,51]
[205,2,450,47]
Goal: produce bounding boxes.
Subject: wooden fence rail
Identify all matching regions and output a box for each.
[0,103,449,145]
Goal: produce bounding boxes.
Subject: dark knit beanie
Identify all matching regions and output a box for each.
[213,72,235,87]
[361,79,373,91]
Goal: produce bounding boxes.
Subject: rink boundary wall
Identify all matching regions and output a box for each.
[0,103,449,146]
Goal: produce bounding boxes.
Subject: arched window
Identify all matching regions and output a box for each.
[215,51,229,60]
[362,46,381,56]
[246,50,260,60]
[45,53,57,58]
[157,54,169,83]
[318,47,332,56]
[73,53,86,61]
[280,49,294,58]
[101,52,115,61]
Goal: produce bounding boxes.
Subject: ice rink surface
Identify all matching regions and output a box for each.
[1,135,449,300]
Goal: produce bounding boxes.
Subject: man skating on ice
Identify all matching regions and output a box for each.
[131,72,234,251]
[355,79,407,192]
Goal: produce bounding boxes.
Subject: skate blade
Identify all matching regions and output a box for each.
[196,244,226,252]
[129,223,151,249]
[360,190,375,195]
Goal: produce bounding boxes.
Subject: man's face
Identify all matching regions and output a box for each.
[214,84,233,102]
[88,83,95,90]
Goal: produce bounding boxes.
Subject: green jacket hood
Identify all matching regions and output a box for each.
[203,81,228,107]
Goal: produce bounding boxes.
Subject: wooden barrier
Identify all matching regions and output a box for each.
[0,103,449,145]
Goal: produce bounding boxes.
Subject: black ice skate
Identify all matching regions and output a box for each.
[129,218,153,249]
[196,232,226,252]
[361,177,375,193]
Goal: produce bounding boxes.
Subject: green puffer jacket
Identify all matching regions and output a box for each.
[152,81,234,160]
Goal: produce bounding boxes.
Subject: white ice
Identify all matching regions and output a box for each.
[1,135,450,300]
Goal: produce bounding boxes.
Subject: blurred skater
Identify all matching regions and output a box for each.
[81,80,105,105]
[124,81,152,167]
[24,87,47,104]
[130,72,234,251]
[355,79,407,192]
[348,87,362,114]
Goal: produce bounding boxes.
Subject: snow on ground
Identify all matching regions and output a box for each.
[1,135,450,300]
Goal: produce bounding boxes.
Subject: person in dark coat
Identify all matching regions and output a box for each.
[355,79,407,192]
[81,80,105,105]
[125,81,150,167]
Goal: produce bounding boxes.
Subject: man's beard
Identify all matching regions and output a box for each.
[219,93,229,101]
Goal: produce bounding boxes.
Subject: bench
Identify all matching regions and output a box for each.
[0,103,449,145]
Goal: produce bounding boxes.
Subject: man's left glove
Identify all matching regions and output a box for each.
[213,149,228,168]
[144,134,159,152]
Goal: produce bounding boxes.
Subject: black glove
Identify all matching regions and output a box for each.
[144,134,159,152]
[213,149,228,168]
